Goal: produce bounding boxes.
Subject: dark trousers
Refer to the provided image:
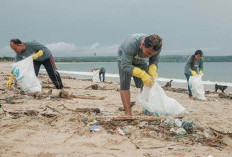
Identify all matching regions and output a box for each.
[33,55,63,89]
[185,73,192,97]
[99,72,105,82]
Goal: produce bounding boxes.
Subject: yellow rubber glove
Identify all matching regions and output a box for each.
[132,67,153,87]
[33,50,44,60]
[148,64,158,78]
[191,70,197,76]
[199,70,203,75]
[7,73,14,88]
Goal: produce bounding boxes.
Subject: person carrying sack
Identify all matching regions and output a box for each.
[118,34,162,116]
[7,39,63,89]
[184,50,204,99]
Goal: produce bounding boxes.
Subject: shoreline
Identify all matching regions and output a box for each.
[1,61,232,93]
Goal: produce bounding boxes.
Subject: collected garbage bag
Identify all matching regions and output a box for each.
[11,56,42,93]
[92,70,100,82]
[139,80,187,116]
[189,74,206,100]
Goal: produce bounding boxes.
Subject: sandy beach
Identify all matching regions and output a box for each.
[0,61,232,157]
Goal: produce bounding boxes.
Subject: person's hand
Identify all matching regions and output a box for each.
[198,70,203,75]
[132,67,153,87]
[33,50,44,60]
[191,70,197,76]
[6,73,14,88]
[148,64,158,78]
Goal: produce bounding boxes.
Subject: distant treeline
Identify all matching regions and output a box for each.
[1,55,232,62]
[54,55,232,62]
[0,57,14,61]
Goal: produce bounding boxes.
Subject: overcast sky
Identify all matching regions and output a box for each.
[0,0,232,57]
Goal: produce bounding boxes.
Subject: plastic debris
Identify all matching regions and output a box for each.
[164,117,174,126]
[203,129,215,139]
[82,117,88,122]
[123,127,130,135]
[90,125,100,132]
[170,128,187,135]
[5,97,13,102]
[117,128,125,136]
[174,119,182,127]
[88,120,99,126]
[144,109,159,117]
[139,121,148,129]
[182,121,194,134]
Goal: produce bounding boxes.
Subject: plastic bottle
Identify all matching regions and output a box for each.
[175,119,182,127]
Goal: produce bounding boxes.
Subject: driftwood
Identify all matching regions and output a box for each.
[219,93,232,99]
[95,116,165,121]
[85,84,116,91]
[72,95,105,100]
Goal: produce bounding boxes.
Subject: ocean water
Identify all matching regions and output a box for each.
[48,62,232,87]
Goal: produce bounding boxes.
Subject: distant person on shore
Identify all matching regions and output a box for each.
[91,67,106,82]
[7,38,63,89]
[184,50,204,99]
[118,34,162,116]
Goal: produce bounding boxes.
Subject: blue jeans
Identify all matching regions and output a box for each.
[99,72,105,82]
[185,73,192,97]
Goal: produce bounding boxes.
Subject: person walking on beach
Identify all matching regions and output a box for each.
[7,38,63,89]
[118,34,162,116]
[184,50,204,99]
[92,67,106,82]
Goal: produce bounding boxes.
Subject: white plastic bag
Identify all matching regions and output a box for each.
[92,70,100,82]
[189,74,206,100]
[139,80,187,116]
[11,56,42,94]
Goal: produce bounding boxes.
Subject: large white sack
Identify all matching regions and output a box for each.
[92,70,100,82]
[189,75,206,100]
[139,80,187,116]
[11,56,41,93]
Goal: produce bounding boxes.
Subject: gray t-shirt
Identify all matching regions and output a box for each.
[184,56,204,75]
[118,34,161,74]
[15,41,52,62]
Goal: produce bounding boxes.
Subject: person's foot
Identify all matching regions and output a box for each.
[125,111,132,117]
[189,96,194,100]
[118,102,135,111]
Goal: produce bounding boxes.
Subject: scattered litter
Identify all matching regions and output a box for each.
[123,127,130,135]
[82,117,88,122]
[117,128,125,136]
[46,96,51,100]
[139,121,148,129]
[170,128,187,135]
[203,129,215,139]
[88,120,99,126]
[182,121,194,134]
[90,125,100,132]
[174,119,182,127]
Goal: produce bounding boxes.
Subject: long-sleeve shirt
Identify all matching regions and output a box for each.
[184,56,204,75]
[15,41,51,62]
[118,34,161,74]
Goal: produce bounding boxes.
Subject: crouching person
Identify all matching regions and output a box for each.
[118,34,162,116]
[7,38,63,89]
